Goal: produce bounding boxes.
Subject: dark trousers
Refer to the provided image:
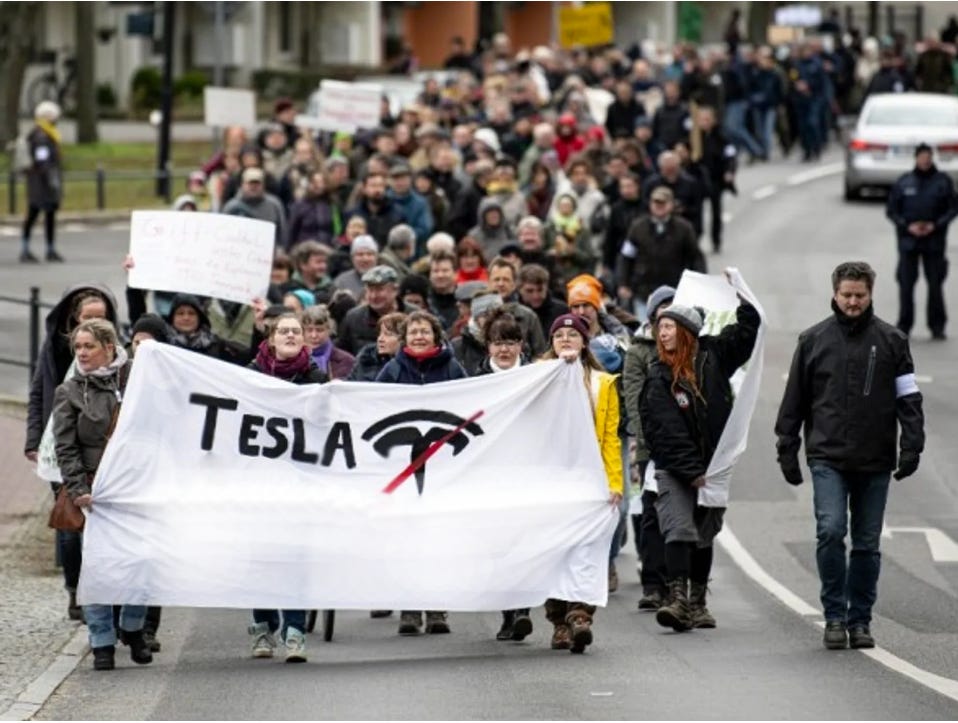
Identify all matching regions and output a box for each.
[897,245,948,335]
[639,490,668,594]
[23,205,57,248]
[707,188,724,251]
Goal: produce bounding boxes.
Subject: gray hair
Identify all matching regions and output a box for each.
[386,224,416,251]
[425,232,456,255]
[517,216,543,232]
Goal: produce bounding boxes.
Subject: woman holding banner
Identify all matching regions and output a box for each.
[540,313,623,654]
[638,284,759,633]
[52,319,152,672]
[246,312,325,663]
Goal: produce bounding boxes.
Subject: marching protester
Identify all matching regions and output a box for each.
[246,311,325,662]
[302,305,355,380]
[622,285,675,610]
[376,310,466,636]
[20,101,65,263]
[52,319,151,671]
[25,285,118,622]
[775,261,924,650]
[540,313,622,653]
[165,295,248,364]
[332,234,380,301]
[346,311,406,382]
[640,274,760,632]
[336,265,416,355]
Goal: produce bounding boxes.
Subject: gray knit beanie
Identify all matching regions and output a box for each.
[658,304,703,336]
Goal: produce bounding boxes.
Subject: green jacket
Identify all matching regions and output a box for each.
[622,324,658,459]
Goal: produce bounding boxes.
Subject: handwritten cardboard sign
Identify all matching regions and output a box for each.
[128,211,273,305]
[203,87,257,128]
[315,79,382,132]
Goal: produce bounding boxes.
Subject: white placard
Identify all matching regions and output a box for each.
[127,210,273,305]
[315,79,383,132]
[78,344,618,610]
[584,87,615,127]
[203,87,256,128]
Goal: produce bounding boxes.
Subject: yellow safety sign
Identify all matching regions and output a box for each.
[558,2,614,49]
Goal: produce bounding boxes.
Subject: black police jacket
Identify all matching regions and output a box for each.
[775,303,925,473]
[886,165,958,251]
[640,302,760,484]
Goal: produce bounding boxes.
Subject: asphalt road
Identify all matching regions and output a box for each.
[9,153,958,719]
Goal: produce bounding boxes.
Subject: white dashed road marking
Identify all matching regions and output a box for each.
[752,185,778,200]
[786,162,845,186]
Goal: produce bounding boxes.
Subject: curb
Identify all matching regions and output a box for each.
[0,627,88,721]
[0,211,132,228]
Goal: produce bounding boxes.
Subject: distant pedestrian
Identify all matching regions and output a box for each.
[20,101,64,263]
[885,143,958,339]
[775,261,924,650]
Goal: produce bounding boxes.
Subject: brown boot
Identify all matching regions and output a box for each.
[566,611,593,654]
[689,582,716,629]
[550,623,572,650]
[656,578,692,632]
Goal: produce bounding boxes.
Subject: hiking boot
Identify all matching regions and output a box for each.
[369,610,393,618]
[19,250,39,263]
[550,623,572,650]
[637,588,665,611]
[142,630,161,652]
[249,622,276,658]
[689,582,716,629]
[511,610,533,641]
[425,611,450,634]
[92,646,115,671]
[398,610,423,636]
[67,590,83,622]
[496,611,515,641]
[608,562,619,593]
[118,629,153,665]
[656,578,692,632]
[823,621,848,650]
[848,625,875,649]
[284,627,307,663]
[46,249,65,262]
[566,611,593,654]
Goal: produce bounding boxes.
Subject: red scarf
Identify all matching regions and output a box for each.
[456,267,489,284]
[403,345,442,361]
[255,339,312,379]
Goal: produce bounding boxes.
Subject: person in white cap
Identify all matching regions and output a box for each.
[21,101,64,263]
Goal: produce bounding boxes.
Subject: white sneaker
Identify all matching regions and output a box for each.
[284,627,307,663]
[248,622,276,659]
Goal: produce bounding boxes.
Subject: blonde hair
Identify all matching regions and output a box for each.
[71,318,119,355]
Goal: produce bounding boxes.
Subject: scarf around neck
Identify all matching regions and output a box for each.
[36,118,61,146]
[255,339,312,379]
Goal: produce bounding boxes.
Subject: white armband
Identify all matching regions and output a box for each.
[620,240,637,259]
[895,373,919,397]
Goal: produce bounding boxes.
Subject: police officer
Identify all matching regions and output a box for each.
[886,142,958,340]
[775,261,925,651]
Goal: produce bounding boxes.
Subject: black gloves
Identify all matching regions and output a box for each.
[779,455,804,486]
[893,452,920,481]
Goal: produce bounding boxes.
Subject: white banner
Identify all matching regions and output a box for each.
[203,87,257,128]
[315,79,382,132]
[672,269,766,507]
[127,211,274,305]
[78,343,618,610]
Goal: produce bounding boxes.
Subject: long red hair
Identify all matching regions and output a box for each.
[657,324,702,400]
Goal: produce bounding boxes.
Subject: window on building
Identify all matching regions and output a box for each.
[278,2,292,53]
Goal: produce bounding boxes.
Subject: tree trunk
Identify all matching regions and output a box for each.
[746,2,774,46]
[0,4,40,147]
[75,1,98,143]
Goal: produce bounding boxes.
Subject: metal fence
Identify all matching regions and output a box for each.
[4,168,175,215]
[0,288,56,383]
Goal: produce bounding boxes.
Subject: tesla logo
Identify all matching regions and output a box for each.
[362,410,485,495]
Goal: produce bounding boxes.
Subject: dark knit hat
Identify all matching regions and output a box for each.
[658,304,704,336]
[646,285,676,319]
[131,313,169,343]
[549,313,591,340]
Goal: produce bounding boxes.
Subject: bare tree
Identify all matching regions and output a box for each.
[0,4,40,147]
[75,1,98,143]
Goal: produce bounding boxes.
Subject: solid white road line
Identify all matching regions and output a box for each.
[752,185,778,200]
[0,627,88,721]
[719,524,958,704]
[785,162,845,187]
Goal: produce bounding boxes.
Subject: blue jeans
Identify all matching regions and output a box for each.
[751,107,777,158]
[85,604,146,649]
[724,100,764,157]
[811,464,891,626]
[252,609,307,639]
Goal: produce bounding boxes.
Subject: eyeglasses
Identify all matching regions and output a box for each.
[274,327,303,336]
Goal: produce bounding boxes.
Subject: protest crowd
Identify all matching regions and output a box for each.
[20,14,935,670]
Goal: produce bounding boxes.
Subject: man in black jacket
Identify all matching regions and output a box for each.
[775,261,925,651]
[603,173,645,274]
[642,151,706,238]
[695,106,737,252]
[885,143,958,340]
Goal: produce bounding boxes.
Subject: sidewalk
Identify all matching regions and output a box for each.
[0,408,83,717]
[17,119,215,145]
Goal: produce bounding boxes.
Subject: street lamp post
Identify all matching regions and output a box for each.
[156,1,175,200]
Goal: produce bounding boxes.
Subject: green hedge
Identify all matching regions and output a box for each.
[251,66,386,99]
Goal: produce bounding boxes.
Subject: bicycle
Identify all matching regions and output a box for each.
[26,48,77,114]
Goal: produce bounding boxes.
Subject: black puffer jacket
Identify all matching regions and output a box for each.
[640,302,760,483]
[775,303,924,473]
[347,343,393,382]
[885,165,958,251]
